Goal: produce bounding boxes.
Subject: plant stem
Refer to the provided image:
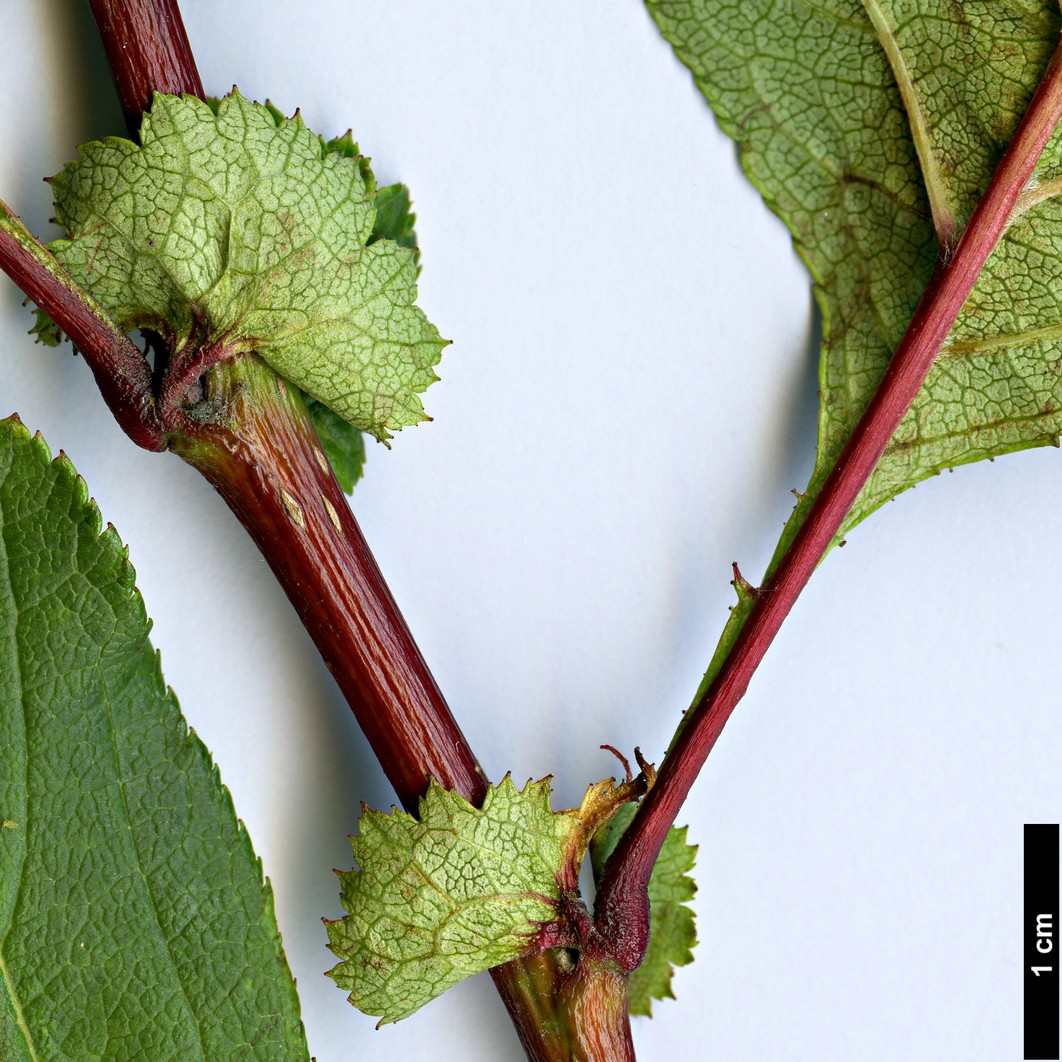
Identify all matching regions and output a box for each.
[175,356,488,802]
[81,0,489,811]
[87,0,203,136]
[560,959,636,1062]
[181,356,629,1056]
[491,951,636,1062]
[0,201,162,451]
[594,32,1062,959]
[81,6,609,1056]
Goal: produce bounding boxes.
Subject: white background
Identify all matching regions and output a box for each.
[2,2,1060,1059]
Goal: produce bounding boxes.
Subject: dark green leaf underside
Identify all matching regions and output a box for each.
[0,416,308,1061]
[305,396,366,493]
[371,184,420,264]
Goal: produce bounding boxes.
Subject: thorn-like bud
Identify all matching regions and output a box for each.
[731,562,760,598]
[634,747,657,791]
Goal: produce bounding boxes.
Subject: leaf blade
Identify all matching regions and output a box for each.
[645,2,1062,550]
[0,416,308,1060]
[298,179,423,491]
[646,2,1062,716]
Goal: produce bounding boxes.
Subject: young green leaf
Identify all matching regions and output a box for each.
[646,2,1062,552]
[27,306,62,347]
[326,777,570,1025]
[591,805,698,1016]
[326,771,650,1025]
[0,416,308,1060]
[47,90,446,441]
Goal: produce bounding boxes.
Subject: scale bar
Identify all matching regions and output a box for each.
[1026,823,1060,1060]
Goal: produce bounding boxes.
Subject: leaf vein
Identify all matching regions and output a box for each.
[861,0,955,242]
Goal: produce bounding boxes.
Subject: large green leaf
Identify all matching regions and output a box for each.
[646,2,1062,551]
[646,1,1062,716]
[0,416,308,1060]
[47,90,445,442]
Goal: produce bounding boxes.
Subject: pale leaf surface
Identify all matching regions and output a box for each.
[302,179,422,491]
[645,2,1062,547]
[646,1,1062,712]
[327,777,572,1025]
[48,91,445,441]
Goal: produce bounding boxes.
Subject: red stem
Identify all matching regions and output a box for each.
[71,0,553,820]
[87,0,203,135]
[177,358,488,804]
[595,33,1062,959]
[0,203,163,452]
[81,7,590,1057]
[76,0,489,808]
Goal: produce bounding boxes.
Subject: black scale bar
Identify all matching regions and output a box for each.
[1026,824,1060,1060]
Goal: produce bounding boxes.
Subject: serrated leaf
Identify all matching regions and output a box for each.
[326,777,570,1025]
[0,415,308,1060]
[326,769,649,1025]
[47,90,446,441]
[591,805,698,1016]
[27,306,62,347]
[646,3,1062,551]
[372,183,420,263]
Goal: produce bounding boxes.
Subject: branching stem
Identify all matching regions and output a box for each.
[594,32,1062,959]
[79,5,590,1058]
[13,0,1052,1053]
